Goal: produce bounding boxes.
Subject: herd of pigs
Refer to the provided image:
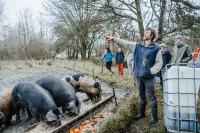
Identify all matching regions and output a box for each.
[0,74,102,129]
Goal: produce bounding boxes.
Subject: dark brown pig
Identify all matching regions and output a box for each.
[0,88,14,127]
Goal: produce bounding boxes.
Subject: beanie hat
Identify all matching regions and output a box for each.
[159,43,166,48]
[175,35,182,41]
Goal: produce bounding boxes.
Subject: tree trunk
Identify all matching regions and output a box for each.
[69,48,72,57]
[75,50,78,59]
[99,44,102,56]
[135,0,144,40]
[67,47,70,57]
[72,48,75,58]
[157,0,167,41]
[88,50,91,60]
[81,42,87,60]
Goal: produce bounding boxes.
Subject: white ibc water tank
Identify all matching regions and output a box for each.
[164,66,200,132]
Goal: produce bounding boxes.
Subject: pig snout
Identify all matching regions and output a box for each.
[0,111,4,126]
[0,111,4,120]
[66,103,79,116]
[46,110,59,124]
[46,110,62,127]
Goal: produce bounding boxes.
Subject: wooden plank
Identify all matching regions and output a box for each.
[19,94,114,133]
[52,94,114,133]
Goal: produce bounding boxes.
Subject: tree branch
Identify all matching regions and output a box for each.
[171,0,200,10]
[150,0,160,18]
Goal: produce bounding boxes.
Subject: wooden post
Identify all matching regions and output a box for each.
[113,88,118,106]
[93,68,94,76]
[102,61,103,73]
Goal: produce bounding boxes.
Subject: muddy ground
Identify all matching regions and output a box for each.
[0,68,131,133]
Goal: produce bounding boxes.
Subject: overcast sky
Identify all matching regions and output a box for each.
[4,0,45,25]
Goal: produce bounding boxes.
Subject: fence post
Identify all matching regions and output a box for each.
[102,62,103,73]
[93,68,94,76]
[113,88,118,106]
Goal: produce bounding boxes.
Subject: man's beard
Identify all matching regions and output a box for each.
[144,37,150,41]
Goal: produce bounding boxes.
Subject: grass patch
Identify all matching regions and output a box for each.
[47,61,52,66]
[98,93,139,133]
[136,84,165,133]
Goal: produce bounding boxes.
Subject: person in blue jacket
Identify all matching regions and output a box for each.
[101,48,115,73]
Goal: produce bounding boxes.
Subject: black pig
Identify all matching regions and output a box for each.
[11,81,62,125]
[36,76,81,116]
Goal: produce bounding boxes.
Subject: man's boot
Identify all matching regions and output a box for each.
[134,102,146,119]
[148,104,158,124]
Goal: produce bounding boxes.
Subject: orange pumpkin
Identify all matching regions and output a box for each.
[74,127,80,133]
[82,122,85,126]
[92,128,96,131]
[70,129,74,133]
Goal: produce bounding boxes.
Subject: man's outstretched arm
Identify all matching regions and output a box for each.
[104,36,137,54]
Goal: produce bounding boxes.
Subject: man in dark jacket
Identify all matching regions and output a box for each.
[115,47,124,76]
[156,43,171,88]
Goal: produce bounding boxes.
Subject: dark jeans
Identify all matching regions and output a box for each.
[106,62,112,71]
[136,77,157,105]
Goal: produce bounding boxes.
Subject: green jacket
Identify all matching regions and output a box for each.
[171,43,192,64]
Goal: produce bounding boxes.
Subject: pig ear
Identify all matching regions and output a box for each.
[0,111,4,119]
[58,108,63,114]
[46,111,56,122]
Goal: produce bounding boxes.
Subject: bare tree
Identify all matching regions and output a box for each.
[0,0,5,24]
[16,8,36,59]
[171,0,200,10]
[43,0,109,60]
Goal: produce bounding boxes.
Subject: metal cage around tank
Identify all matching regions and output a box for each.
[161,63,200,133]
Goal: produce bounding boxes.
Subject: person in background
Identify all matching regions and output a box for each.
[115,48,124,76]
[127,51,134,78]
[104,27,163,124]
[156,41,162,46]
[156,43,171,89]
[127,51,136,85]
[171,35,192,64]
[101,48,115,73]
[190,46,200,68]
